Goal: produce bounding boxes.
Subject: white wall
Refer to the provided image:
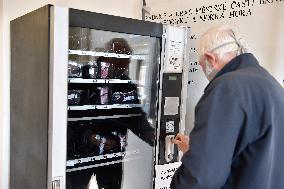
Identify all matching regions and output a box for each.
[0,0,4,187]
[0,1,142,188]
[146,0,284,81]
[145,0,284,133]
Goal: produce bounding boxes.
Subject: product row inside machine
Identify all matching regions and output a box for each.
[68,83,139,106]
[67,119,128,160]
[68,55,141,80]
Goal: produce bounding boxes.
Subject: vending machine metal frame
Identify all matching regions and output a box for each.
[10,5,189,189]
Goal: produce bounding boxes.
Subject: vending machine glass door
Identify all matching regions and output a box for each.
[66,27,161,189]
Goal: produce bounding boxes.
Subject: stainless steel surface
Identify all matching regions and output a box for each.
[52,180,61,189]
[10,5,50,189]
[179,27,191,161]
[165,135,175,162]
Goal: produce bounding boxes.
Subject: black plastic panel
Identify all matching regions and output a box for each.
[159,73,183,165]
[69,8,163,37]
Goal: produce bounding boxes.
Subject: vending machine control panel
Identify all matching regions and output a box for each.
[158,73,183,164]
[157,25,188,165]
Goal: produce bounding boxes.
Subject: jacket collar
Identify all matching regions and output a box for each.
[204,53,259,91]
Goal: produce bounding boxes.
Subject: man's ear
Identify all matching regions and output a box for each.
[204,52,217,67]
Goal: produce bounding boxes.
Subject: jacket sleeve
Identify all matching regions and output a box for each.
[171,81,245,189]
[126,110,155,147]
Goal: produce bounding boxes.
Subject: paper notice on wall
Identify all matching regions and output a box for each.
[154,162,182,189]
[163,26,185,73]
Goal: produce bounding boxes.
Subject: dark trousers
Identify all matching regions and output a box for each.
[67,163,122,189]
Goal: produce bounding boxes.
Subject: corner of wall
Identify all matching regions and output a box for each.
[0,0,4,187]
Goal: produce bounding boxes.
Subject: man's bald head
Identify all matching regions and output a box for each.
[197,26,249,81]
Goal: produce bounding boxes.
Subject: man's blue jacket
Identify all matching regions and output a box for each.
[171,53,284,189]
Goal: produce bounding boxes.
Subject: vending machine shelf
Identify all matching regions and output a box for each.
[68,50,146,60]
[66,149,140,171]
[67,113,142,121]
[68,78,136,84]
[68,104,142,110]
[67,152,126,167]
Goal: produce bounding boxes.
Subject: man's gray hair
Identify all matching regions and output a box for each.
[197,26,249,60]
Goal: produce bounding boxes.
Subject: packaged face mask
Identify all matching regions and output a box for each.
[68,90,83,106]
[100,87,109,105]
[68,61,82,78]
[88,89,101,105]
[99,62,112,79]
[82,61,98,79]
[111,90,138,104]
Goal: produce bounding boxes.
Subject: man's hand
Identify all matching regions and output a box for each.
[172,133,190,153]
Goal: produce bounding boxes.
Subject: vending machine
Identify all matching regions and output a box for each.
[10,5,190,189]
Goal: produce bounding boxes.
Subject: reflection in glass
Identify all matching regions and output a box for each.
[67,27,160,189]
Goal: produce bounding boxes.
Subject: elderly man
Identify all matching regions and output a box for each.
[171,26,284,188]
